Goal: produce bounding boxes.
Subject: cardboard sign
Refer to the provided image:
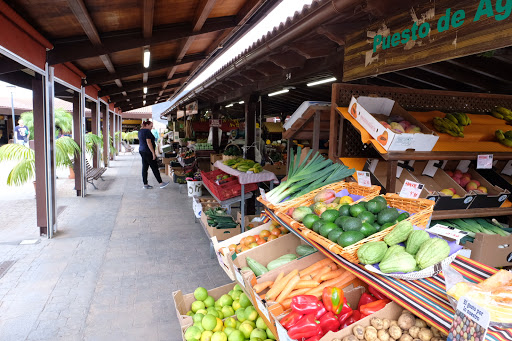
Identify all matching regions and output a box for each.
[427,224,468,242]
[255,298,270,321]
[501,160,512,176]
[399,180,424,199]
[357,171,372,187]
[477,155,493,169]
[447,297,489,341]
[422,160,441,177]
[235,268,246,289]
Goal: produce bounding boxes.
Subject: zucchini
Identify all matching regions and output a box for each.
[246,257,268,276]
[267,254,298,271]
[296,245,317,256]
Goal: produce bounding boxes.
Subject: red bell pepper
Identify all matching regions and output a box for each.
[319,311,340,334]
[281,311,303,330]
[359,299,390,316]
[337,298,353,325]
[291,295,324,315]
[340,310,363,329]
[287,314,321,339]
[305,336,322,341]
[322,287,344,314]
[368,285,389,300]
[357,292,377,310]
[315,301,327,319]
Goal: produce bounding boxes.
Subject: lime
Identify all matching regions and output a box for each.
[221,306,235,318]
[211,331,227,341]
[187,311,194,316]
[235,308,246,322]
[338,204,351,216]
[242,320,256,328]
[219,294,234,307]
[201,331,213,341]
[193,313,205,324]
[256,317,267,329]
[192,301,206,313]
[349,203,366,217]
[193,322,204,333]
[358,211,376,224]
[303,214,321,229]
[250,328,267,340]
[266,328,277,340]
[321,209,340,223]
[233,284,242,291]
[228,330,245,341]
[215,309,224,319]
[244,306,258,321]
[204,296,215,308]
[185,326,202,340]
[312,220,324,233]
[194,287,209,301]
[202,314,218,331]
[239,322,254,338]
[231,290,242,301]
[212,317,223,332]
[224,317,237,329]
[239,293,251,308]
[207,307,219,317]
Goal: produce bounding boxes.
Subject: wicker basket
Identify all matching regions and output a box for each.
[258,181,381,212]
[222,144,242,161]
[287,194,435,264]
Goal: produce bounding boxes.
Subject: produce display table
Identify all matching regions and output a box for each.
[263,208,512,341]
[214,160,278,232]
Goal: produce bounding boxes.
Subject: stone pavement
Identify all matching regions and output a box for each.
[0,154,231,341]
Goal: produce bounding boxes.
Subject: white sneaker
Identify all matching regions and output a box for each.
[143,184,153,189]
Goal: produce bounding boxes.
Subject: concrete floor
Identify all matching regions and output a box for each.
[0,154,231,341]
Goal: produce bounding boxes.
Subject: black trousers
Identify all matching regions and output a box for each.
[140,151,162,185]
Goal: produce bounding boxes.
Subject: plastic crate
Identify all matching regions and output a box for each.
[201,170,258,201]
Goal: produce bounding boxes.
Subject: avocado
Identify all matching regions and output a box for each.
[349,203,366,217]
[321,209,340,223]
[360,222,378,237]
[338,204,351,217]
[312,220,325,233]
[319,222,338,238]
[377,207,400,225]
[327,227,344,242]
[337,231,366,247]
[358,211,376,224]
[341,217,363,232]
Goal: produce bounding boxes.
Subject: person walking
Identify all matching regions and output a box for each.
[14,119,30,146]
[138,120,169,189]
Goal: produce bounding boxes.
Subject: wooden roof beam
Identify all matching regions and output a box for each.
[115,93,159,105]
[99,73,186,97]
[267,51,306,69]
[0,58,26,75]
[48,16,236,65]
[445,56,512,84]
[109,86,167,103]
[417,63,500,91]
[86,54,204,85]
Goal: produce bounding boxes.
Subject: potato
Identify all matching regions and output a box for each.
[408,326,420,338]
[415,319,427,328]
[390,320,398,327]
[343,336,359,341]
[371,317,384,330]
[398,313,416,330]
[418,328,433,341]
[431,328,440,337]
[365,326,378,341]
[402,309,414,315]
[353,325,365,340]
[389,325,402,340]
[400,334,413,341]
[413,339,422,341]
[378,329,390,341]
[382,319,391,330]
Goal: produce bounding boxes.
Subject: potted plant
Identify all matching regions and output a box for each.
[0,136,80,186]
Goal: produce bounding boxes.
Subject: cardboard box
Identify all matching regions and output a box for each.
[273,286,367,341]
[172,282,235,328]
[200,210,241,242]
[463,233,512,267]
[230,233,305,289]
[212,221,277,280]
[466,168,509,208]
[410,161,476,210]
[210,154,223,171]
[475,168,512,201]
[236,212,265,228]
[162,157,174,165]
[349,96,439,152]
[366,159,423,194]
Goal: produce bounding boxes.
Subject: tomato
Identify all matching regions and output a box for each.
[249,242,258,249]
[256,239,266,245]
[228,244,236,252]
[267,235,278,241]
[270,229,281,236]
[235,244,244,254]
[239,237,246,246]
[259,230,271,240]
[254,235,261,242]
[245,236,255,245]
[278,226,288,234]
[241,246,251,252]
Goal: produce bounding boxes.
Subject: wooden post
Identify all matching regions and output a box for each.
[329,85,339,161]
[91,101,99,168]
[312,110,321,152]
[386,161,398,193]
[102,103,109,167]
[109,111,115,160]
[72,92,82,196]
[245,93,258,161]
[117,114,121,155]
[212,104,221,152]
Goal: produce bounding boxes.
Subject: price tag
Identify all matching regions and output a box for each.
[255,298,270,321]
[456,160,471,173]
[477,154,493,169]
[235,269,246,289]
[357,171,371,187]
[399,180,424,199]
[210,119,222,128]
[502,160,512,176]
[447,297,489,341]
[427,224,468,243]
[422,160,441,177]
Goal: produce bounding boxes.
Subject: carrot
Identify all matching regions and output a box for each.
[282,298,292,310]
[313,266,333,282]
[294,280,320,289]
[300,274,314,281]
[320,269,345,281]
[276,275,301,303]
[299,259,332,277]
[287,287,312,297]
[259,294,265,300]
[306,271,355,296]
[273,272,285,285]
[254,281,274,294]
[265,269,298,301]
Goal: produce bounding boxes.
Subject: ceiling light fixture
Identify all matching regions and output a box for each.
[268,89,289,97]
[307,77,337,87]
[143,100,146,106]
[143,87,148,94]
[238,101,244,104]
[226,103,233,107]
[143,49,150,68]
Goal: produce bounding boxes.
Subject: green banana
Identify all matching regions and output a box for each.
[496,107,512,116]
[491,111,505,120]
[496,130,512,147]
[446,113,459,124]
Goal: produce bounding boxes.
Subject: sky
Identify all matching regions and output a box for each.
[169,0,316,106]
[0,81,32,98]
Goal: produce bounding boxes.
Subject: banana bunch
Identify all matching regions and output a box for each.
[496,129,512,147]
[433,117,464,137]
[446,112,471,126]
[491,107,512,121]
[248,163,263,173]
[223,158,241,166]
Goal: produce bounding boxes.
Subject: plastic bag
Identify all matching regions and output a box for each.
[443,264,512,327]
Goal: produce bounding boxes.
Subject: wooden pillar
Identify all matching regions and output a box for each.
[33,71,56,237]
[312,110,321,153]
[245,93,258,161]
[116,114,121,155]
[91,101,99,168]
[212,104,221,152]
[386,161,398,193]
[72,92,82,196]
[329,85,340,161]
[101,103,109,167]
[109,111,115,160]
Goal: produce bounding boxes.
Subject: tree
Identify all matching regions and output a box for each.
[21,108,73,140]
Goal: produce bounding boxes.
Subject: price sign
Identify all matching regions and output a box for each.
[210,119,222,128]
[447,297,489,341]
[477,154,493,169]
[427,224,468,242]
[399,180,424,199]
[357,171,371,187]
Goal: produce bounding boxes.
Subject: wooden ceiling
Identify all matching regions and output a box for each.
[166,0,512,119]
[4,0,278,111]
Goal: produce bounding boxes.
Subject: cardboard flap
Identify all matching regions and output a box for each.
[357,96,395,115]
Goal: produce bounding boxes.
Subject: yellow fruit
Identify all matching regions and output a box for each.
[339,196,354,204]
[212,317,223,332]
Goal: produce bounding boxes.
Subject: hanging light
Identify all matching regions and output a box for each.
[238,101,244,104]
[225,103,233,108]
[143,49,150,68]
[307,77,337,87]
[143,100,146,106]
[143,87,148,94]
[268,89,289,97]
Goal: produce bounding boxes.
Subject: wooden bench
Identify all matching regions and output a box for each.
[85,159,106,189]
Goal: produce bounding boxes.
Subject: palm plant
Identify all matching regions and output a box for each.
[85,133,102,160]
[21,108,73,140]
[0,136,80,186]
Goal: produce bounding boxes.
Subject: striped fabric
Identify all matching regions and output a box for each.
[263,209,512,341]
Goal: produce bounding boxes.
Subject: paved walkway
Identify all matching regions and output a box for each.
[0,154,231,341]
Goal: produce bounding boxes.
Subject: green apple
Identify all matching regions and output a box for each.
[239,293,251,308]
[244,306,258,321]
[194,287,208,301]
[184,326,202,341]
[211,331,227,341]
[255,317,267,329]
[227,330,244,341]
[266,327,276,340]
[219,294,234,307]
[238,322,254,338]
[250,328,267,340]
[235,308,246,322]
[221,306,235,318]
[191,301,206,313]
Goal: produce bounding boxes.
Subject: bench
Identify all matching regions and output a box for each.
[121,140,135,154]
[85,159,106,189]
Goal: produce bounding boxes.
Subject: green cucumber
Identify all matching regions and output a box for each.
[296,245,317,256]
[267,254,298,271]
[246,257,268,277]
